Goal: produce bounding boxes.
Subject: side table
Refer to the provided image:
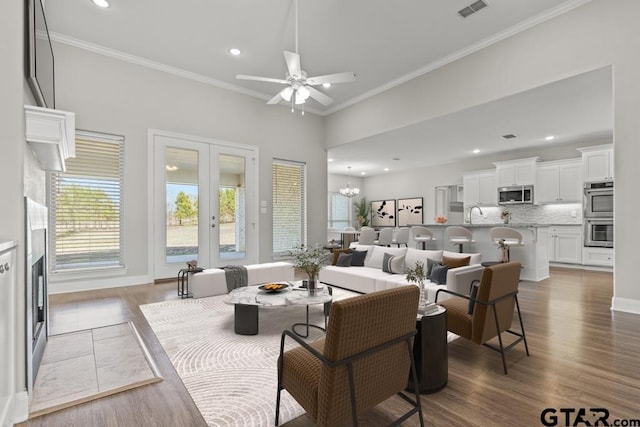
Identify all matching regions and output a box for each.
[407,305,448,394]
[177,268,204,299]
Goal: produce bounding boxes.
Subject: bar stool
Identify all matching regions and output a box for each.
[446,226,475,253]
[410,226,436,250]
[489,227,524,262]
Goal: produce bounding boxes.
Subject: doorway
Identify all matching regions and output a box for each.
[151,131,258,279]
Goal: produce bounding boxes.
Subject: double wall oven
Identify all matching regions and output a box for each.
[583,181,613,247]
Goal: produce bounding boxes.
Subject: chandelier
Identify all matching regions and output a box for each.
[339,166,360,198]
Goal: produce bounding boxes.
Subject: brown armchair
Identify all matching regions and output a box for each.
[275,286,424,427]
[435,262,529,374]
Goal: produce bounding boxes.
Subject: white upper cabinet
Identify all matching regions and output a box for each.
[536,159,582,203]
[494,157,539,187]
[463,169,497,206]
[578,144,614,182]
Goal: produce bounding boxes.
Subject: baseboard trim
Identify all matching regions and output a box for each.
[10,391,29,425]
[48,275,152,294]
[611,297,640,315]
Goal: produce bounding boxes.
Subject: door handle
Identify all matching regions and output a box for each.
[211,224,216,228]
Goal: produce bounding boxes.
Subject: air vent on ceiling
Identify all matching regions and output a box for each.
[458,0,488,18]
[502,133,518,140]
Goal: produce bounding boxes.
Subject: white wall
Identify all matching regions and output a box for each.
[325,0,640,314]
[51,42,328,287]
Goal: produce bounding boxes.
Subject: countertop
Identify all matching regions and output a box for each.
[417,223,582,228]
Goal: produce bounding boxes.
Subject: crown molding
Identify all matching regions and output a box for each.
[324,0,593,115]
[48,32,324,116]
[50,0,591,118]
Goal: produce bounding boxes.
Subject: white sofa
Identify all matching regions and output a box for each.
[319,246,484,302]
[190,261,294,298]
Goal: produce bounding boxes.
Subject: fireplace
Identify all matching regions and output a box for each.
[25,197,48,392]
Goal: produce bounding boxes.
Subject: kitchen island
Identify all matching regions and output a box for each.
[416,223,566,282]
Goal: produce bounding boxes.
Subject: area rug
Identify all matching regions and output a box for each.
[140,288,358,426]
[29,322,162,418]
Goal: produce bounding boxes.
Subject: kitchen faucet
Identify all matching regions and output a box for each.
[468,205,483,225]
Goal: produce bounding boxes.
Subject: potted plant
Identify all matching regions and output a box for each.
[501,209,511,224]
[353,197,370,228]
[289,245,331,295]
[406,260,428,307]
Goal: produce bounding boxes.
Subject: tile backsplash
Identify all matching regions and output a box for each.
[469,204,582,225]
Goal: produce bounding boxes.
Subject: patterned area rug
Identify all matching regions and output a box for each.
[140,289,355,426]
[29,322,162,418]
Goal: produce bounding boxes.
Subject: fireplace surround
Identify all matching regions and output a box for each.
[25,197,48,393]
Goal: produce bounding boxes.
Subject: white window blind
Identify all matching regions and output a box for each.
[49,131,124,271]
[272,159,306,256]
[328,192,350,230]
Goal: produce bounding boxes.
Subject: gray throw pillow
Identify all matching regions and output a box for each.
[427,258,440,279]
[468,281,480,314]
[430,264,449,285]
[382,253,393,273]
[350,250,367,266]
[336,253,353,267]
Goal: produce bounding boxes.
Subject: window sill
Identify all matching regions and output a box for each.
[49,265,127,283]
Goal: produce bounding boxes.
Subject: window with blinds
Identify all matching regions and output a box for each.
[328,192,350,230]
[49,131,124,271]
[272,159,306,256]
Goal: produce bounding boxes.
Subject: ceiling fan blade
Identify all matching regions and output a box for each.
[283,51,302,79]
[236,74,288,84]
[307,86,334,106]
[267,91,285,105]
[306,72,356,85]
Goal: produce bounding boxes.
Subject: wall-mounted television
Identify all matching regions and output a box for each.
[26,0,56,109]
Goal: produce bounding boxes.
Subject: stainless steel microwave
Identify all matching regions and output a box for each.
[498,185,533,205]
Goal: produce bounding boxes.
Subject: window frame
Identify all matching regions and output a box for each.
[272,158,307,258]
[48,130,125,275]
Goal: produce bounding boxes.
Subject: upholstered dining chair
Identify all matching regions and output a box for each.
[374,227,394,246]
[435,262,529,374]
[275,287,424,427]
[357,227,377,245]
[392,227,410,247]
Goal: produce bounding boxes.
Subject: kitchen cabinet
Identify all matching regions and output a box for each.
[463,169,496,206]
[548,226,582,264]
[494,158,538,187]
[583,247,613,267]
[578,144,614,182]
[536,159,582,203]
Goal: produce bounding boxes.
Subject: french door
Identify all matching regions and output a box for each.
[152,132,257,279]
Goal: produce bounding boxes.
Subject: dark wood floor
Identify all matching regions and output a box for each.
[18,268,640,427]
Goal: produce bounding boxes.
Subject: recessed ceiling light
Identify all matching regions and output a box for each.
[383,168,389,172]
[92,0,110,8]
[327,158,334,162]
[322,83,331,89]
[361,172,366,175]
[473,149,480,154]
[545,135,555,141]
[229,48,242,56]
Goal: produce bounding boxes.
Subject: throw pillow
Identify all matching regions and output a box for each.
[468,281,480,314]
[382,253,393,273]
[336,253,353,267]
[350,250,368,266]
[332,249,351,266]
[426,258,440,279]
[442,255,471,269]
[389,254,406,274]
[430,264,449,285]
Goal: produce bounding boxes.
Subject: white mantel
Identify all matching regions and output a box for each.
[24,105,76,172]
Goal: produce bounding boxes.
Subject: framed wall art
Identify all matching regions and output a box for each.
[397,197,423,227]
[371,199,396,227]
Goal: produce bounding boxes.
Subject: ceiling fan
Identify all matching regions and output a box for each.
[236,0,356,111]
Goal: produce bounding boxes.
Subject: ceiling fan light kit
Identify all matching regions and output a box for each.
[235,0,356,113]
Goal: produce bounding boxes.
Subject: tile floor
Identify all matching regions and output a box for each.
[30,322,161,417]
